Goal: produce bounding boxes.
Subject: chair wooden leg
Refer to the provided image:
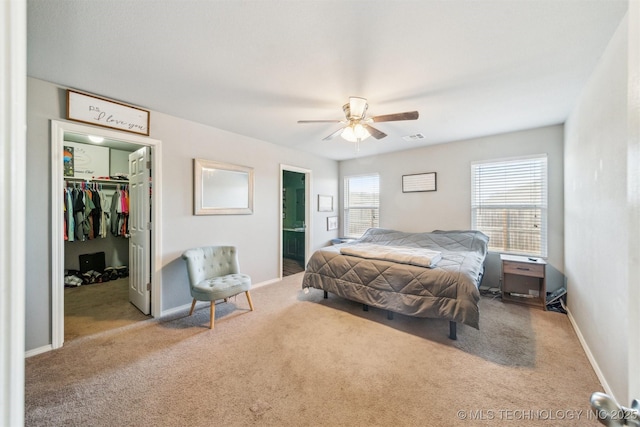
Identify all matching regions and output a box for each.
[245,291,255,311]
[189,298,197,316]
[210,301,215,329]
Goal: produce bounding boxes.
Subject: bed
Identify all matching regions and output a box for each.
[301,228,489,339]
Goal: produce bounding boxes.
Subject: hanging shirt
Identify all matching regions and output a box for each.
[110,189,121,236]
[73,188,85,241]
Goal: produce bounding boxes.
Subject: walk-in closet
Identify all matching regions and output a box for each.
[62,134,149,341]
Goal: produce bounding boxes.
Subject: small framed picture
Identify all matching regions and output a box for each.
[327,216,338,231]
[402,172,437,192]
[318,194,333,212]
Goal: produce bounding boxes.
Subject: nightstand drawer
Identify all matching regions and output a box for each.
[503,261,545,278]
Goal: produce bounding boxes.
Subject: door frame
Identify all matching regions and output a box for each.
[279,164,312,278]
[2,0,26,423]
[50,120,163,349]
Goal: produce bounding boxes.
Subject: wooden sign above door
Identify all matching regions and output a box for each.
[66,90,150,136]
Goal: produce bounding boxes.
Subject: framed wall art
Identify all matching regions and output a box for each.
[402,172,437,193]
[327,216,338,231]
[67,89,150,136]
[318,194,333,212]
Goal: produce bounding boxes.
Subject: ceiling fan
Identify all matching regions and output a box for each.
[298,96,419,149]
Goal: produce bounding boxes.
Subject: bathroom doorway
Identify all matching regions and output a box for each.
[280,165,312,277]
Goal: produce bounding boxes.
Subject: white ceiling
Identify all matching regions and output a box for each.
[27,0,628,161]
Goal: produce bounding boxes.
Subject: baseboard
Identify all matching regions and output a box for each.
[32,277,288,354]
[252,278,280,289]
[566,307,615,399]
[160,278,281,318]
[25,344,53,358]
[160,301,201,318]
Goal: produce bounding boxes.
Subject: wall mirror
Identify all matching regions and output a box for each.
[194,158,254,215]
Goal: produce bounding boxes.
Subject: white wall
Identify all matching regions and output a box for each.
[339,125,565,291]
[25,77,339,351]
[565,10,638,405]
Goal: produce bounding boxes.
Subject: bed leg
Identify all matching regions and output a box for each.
[387,311,394,320]
[323,291,328,299]
[363,304,369,311]
[449,321,457,340]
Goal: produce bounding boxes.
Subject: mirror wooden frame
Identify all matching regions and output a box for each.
[194,158,254,215]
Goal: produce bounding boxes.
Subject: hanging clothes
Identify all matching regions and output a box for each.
[66,187,75,242]
[82,188,95,239]
[90,186,102,239]
[73,186,85,241]
[98,186,109,238]
[110,188,121,236]
[64,180,129,241]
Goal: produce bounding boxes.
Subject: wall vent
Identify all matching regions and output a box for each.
[402,133,425,141]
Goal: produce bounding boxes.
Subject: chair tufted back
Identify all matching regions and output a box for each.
[181,246,240,287]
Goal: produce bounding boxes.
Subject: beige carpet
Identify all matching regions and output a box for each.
[26,273,604,426]
[64,278,151,342]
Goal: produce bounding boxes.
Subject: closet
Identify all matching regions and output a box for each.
[63,178,130,286]
[62,137,148,341]
[51,120,161,349]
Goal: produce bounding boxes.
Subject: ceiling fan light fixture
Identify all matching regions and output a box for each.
[348,96,368,119]
[341,123,370,142]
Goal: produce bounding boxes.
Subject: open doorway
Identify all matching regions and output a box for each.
[51,120,163,349]
[62,135,148,341]
[280,165,312,278]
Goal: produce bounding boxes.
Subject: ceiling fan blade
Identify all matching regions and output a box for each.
[371,111,419,122]
[298,120,343,124]
[363,124,387,140]
[322,127,346,141]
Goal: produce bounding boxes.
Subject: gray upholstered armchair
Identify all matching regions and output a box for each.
[181,246,254,329]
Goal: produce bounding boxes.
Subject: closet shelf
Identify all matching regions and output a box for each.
[64,177,129,184]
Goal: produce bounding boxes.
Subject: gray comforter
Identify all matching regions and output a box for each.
[301,228,489,329]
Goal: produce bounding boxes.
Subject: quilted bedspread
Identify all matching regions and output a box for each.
[301,228,489,329]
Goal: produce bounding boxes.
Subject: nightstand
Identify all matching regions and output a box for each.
[500,254,546,310]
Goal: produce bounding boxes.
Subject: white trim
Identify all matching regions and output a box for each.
[252,278,281,289]
[25,345,53,359]
[160,302,205,318]
[1,1,26,425]
[280,164,313,278]
[51,122,65,348]
[566,308,614,398]
[470,152,549,166]
[627,0,640,403]
[159,277,279,318]
[51,120,163,350]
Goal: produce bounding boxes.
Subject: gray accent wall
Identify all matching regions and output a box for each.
[339,125,565,293]
[26,77,339,352]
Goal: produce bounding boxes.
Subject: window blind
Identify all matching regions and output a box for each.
[344,174,379,238]
[471,155,548,257]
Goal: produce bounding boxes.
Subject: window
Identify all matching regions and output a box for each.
[344,174,379,238]
[471,155,547,257]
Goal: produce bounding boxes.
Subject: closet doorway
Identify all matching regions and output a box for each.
[280,165,312,278]
[51,120,163,349]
